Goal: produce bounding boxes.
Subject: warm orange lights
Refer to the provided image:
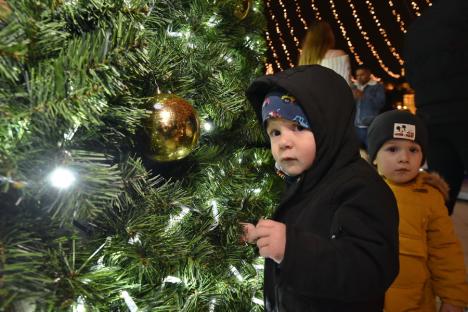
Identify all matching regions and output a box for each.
[328,0,363,65]
[264,0,432,77]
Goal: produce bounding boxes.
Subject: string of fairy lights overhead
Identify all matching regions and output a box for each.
[346,0,401,78]
[364,0,404,66]
[309,0,322,21]
[409,1,422,16]
[327,0,363,66]
[293,0,309,29]
[265,0,294,68]
[264,0,432,79]
[387,0,408,33]
[277,0,301,48]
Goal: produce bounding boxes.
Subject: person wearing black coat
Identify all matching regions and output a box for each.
[404,0,468,215]
[244,65,399,311]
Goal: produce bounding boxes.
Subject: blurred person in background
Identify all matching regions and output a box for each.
[298,20,351,86]
[404,0,468,215]
[352,65,386,149]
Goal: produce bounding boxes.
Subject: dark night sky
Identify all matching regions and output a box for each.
[264,0,432,82]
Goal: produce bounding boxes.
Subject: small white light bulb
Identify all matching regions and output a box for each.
[163,276,182,284]
[209,298,217,312]
[211,199,219,224]
[48,167,76,189]
[120,291,139,312]
[203,120,213,132]
[230,265,244,281]
[74,296,86,312]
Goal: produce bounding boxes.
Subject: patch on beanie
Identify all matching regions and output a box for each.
[393,123,415,140]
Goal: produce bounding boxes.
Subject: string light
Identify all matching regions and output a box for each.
[251,188,261,195]
[265,0,294,68]
[387,0,407,33]
[277,0,300,48]
[209,298,217,312]
[309,0,322,21]
[265,31,283,71]
[327,0,363,65]
[0,175,27,189]
[293,0,310,28]
[73,296,86,312]
[265,62,274,75]
[229,265,244,281]
[345,0,401,78]
[167,205,190,229]
[264,1,433,77]
[365,0,404,67]
[253,257,264,271]
[120,291,138,312]
[48,167,76,189]
[166,29,191,39]
[128,232,141,245]
[163,276,182,284]
[252,0,261,12]
[205,15,220,28]
[64,123,80,141]
[409,1,422,16]
[211,199,219,225]
[202,120,214,132]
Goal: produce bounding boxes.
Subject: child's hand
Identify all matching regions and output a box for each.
[255,219,286,264]
[439,302,464,312]
[240,222,258,244]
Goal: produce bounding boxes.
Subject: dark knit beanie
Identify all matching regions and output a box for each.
[367,110,428,164]
[261,90,310,129]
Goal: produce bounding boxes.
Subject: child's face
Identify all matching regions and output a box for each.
[373,139,423,184]
[266,118,316,176]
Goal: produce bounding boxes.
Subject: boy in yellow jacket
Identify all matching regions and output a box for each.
[367,110,468,312]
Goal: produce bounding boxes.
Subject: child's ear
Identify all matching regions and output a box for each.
[372,159,377,166]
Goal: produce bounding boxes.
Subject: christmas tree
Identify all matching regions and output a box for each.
[0,0,281,310]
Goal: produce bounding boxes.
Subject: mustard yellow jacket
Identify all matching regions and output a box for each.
[384,172,468,311]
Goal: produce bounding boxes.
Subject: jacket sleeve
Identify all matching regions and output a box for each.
[427,189,468,307]
[278,173,399,301]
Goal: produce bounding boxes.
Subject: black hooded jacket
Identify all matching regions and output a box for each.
[246,65,399,311]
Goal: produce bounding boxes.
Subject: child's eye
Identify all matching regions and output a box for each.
[291,124,305,131]
[385,146,397,153]
[409,146,420,153]
[269,129,280,137]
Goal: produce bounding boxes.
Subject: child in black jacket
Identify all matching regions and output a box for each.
[243,65,399,311]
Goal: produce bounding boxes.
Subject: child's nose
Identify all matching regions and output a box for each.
[398,151,410,162]
[279,133,293,148]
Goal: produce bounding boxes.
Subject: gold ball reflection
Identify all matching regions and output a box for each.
[145,94,200,162]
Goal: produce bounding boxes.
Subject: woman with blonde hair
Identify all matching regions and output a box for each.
[298,21,351,85]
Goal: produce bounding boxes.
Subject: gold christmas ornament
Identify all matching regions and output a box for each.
[234,0,253,20]
[145,93,200,162]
